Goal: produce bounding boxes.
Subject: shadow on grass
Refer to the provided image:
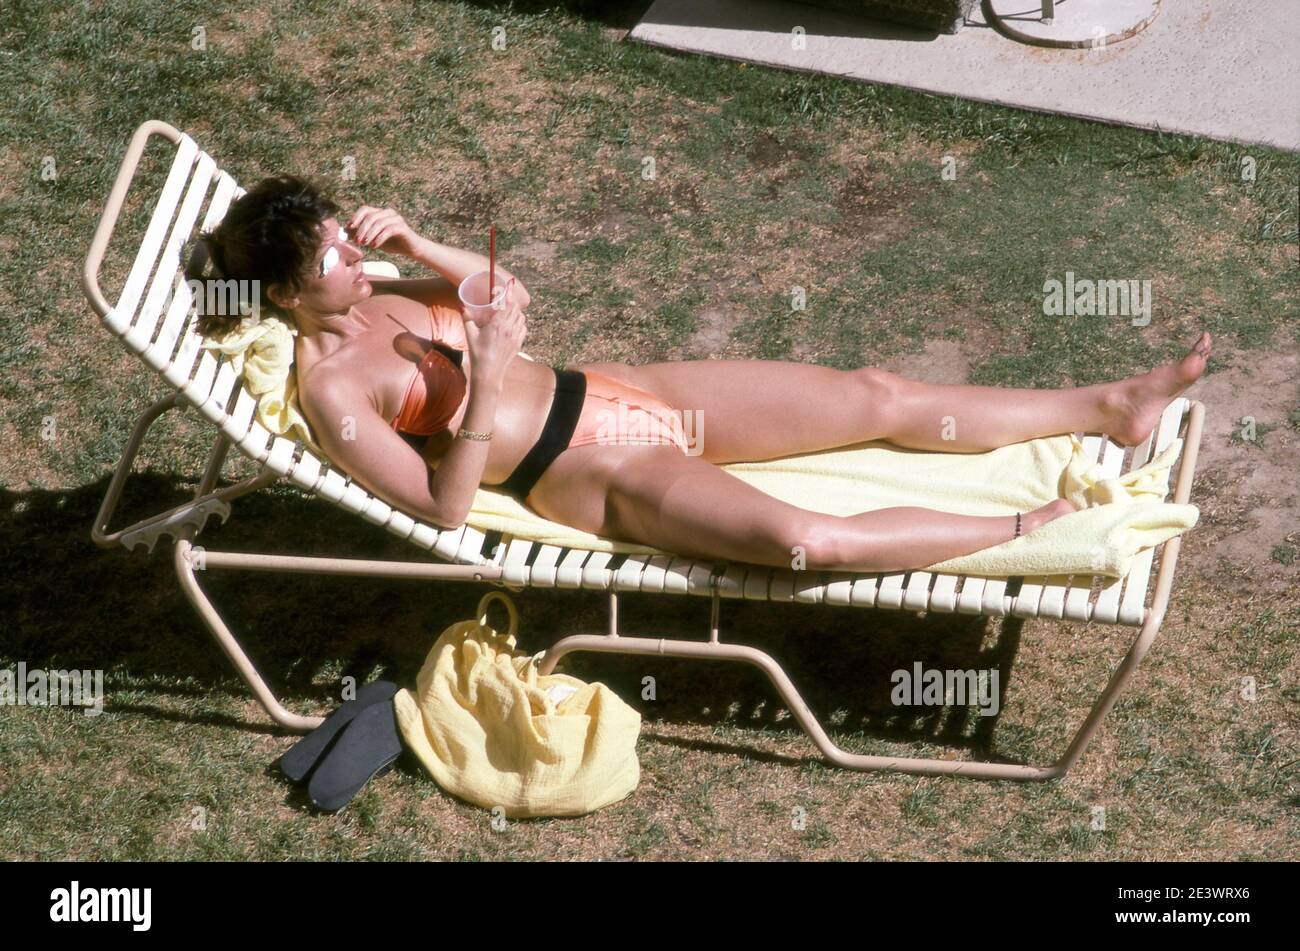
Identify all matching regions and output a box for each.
[3,472,1034,766]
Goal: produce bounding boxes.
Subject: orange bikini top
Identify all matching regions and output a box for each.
[390,295,469,436]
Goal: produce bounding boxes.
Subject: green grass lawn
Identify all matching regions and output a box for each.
[1,0,1296,860]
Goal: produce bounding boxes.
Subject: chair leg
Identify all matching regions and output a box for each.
[172,537,326,732]
[1050,609,1165,775]
[538,610,1166,781]
[538,634,1063,780]
[170,431,325,732]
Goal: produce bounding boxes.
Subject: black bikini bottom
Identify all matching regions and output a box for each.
[493,366,586,503]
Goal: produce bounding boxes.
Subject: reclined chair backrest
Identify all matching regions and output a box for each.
[83,121,499,567]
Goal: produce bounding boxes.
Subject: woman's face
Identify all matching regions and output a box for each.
[285,217,372,314]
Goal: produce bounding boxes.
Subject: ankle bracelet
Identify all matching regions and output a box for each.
[1015,512,1022,538]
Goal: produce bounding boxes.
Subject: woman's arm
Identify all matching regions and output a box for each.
[302,376,492,530]
[406,236,532,309]
[424,374,504,526]
[345,205,532,308]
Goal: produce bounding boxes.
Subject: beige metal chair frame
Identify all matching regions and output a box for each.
[85,120,1206,781]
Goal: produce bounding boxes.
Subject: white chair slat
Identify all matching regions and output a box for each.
[768,568,796,601]
[452,524,490,564]
[285,449,323,492]
[636,555,673,593]
[661,557,693,595]
[849,574,881,608]
[383,509,416,543]
[980,577,1010,615]
[184,351,222,421]
[1117,549,1157,627]
[127,151,215,353]
[527,545,565,588]
[143,279,195,371]
[682,561,714,595]
[902,570,933,611]
[614,553,651,591]
[501,538,535,586]
[1097,436,1127,478]
[822,571,858,606]
[222,386,259,443]
[1029,577,1064,617]
[556,549,590,589]
[1093,578,1125,624]
[928,572,960,613]
[422,524,456,559]
[1063,578,1095,621]
[876,572,908,610]
[1032,574,1074,619]
[163,322,204,389]
[580,551,615,590]
[430,523,471,562]
[236,418,272,464]
[405,520,440,553]
[262,435,298,477]
[743,566,773,601]
[1011,577,1044,618]
[486,532,510,568]
[108,134,198,335]
[200,171,239,234]
[359,494,395,527]
[956,575,987,614]
[717,563,748,602]
[313,468,350,505]
[785,569,826,605]
[202,358,241,425]
[125,265,178,355]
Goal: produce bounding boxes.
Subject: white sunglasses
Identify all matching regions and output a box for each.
[318,227,351,277]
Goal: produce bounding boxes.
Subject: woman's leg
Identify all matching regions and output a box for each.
[872,333,1212,452]
[575,332,1211,460]
[528,445,1072,574]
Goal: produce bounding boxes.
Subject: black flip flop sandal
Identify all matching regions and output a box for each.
[276,680,397,784]
[306,698,404,813]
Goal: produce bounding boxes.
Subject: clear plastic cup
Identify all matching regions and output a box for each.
[457,270,514,321]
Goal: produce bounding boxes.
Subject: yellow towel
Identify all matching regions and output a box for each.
[393,591,641,818]
[197,313,324,455]
[463,431,1198,580]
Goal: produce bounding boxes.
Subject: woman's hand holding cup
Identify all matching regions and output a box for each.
[460,274,525,385]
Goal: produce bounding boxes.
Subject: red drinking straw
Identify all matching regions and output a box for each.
[488,226,496,303]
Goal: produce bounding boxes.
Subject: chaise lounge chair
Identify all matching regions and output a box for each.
[85,120,1207,781]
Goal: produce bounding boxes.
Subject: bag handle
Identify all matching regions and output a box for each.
[475,590,519,639]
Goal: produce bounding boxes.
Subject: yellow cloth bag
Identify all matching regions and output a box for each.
[394,591,641,818]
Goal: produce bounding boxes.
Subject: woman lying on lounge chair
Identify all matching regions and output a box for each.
[198,174,1212,574]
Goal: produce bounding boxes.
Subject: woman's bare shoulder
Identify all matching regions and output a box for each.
[297,291,442,421]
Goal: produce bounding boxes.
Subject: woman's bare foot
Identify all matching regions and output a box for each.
[1024,498,1079,535]
[1100,332,1212,447]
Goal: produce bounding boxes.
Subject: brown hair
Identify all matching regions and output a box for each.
[195,174,339,338]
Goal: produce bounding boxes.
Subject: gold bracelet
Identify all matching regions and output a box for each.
[457,427,492,441]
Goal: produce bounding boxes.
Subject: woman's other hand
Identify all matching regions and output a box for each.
[347,206,422,259]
